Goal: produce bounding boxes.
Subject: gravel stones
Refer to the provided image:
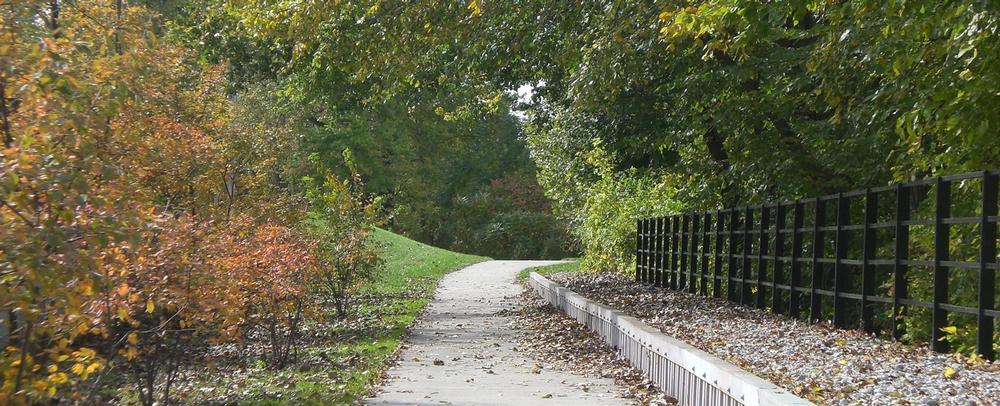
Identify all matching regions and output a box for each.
[549,271,1000,405]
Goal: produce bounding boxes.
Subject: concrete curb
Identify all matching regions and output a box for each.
[527,272,813,406]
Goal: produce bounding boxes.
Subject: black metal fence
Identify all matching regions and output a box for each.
[636,171,998,360]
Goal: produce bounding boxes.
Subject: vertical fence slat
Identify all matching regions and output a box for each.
[654,217,662,287]
[979,171,997,360]
[742,207,753,306]
[893,184,910,340]
[774,203,786,315]
[665,215,672,289]
[728,210,738,302]
[649,218,655,284]
[649,217,656,286]
[834,193,850,328]
[664,216,671,288]
[714,210,724,298]
[690,213,699,294]
[789,200,804,318]
[642,219,652,282]
[681,214,689,291]
[636,218,643,282]
[932,177,951,352]
[757,205,769,309]
[811,199,826,322]
[862,189,878,333]
[661,216,669,288]
[636,170,999,362]
[672,215,680,290]
[702,212,711,296]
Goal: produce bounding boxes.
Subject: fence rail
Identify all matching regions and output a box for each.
[636,170,998,360]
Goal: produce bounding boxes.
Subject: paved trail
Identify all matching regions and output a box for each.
[367,260,628,406]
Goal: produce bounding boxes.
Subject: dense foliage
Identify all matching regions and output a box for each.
[205,0,1000,354]
[448,174,574,259]
[0,1,382,404]
[212,0,999,268]
[4,1,999,402]
[171,0,573,259]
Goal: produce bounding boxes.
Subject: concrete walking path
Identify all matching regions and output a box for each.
[367,260,629,406]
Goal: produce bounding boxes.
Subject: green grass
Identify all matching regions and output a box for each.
[173,228,486,405]
[320,228,487,403]
[517,260,583,281]
[367,228,487,295]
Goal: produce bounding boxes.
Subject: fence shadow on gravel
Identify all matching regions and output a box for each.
[637,170,998,360]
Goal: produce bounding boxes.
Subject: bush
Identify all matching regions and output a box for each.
[575,149,678,273]
[447,174,575,259]
[303,155,384,319]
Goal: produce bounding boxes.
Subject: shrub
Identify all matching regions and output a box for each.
[303,156,384,319]
[448,174,575,259]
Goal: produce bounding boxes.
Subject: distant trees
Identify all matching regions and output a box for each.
[144,0,1000,258]
[448,174,575,259]
[175,0,574,258]
[5,3,996,401]
[202,0,1000,355]
[221,0,996,270]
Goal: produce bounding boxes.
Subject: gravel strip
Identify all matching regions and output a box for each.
[505,289,675,405]
[548,272,1000,405]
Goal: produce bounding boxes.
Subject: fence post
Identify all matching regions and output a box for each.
[648,217,655,286]
[671,215,680,290]
[642,171,996,359]
[893,184,910,340]
[979,171,997,360]
[862,189,877,333]
[656,217,665,288]
[639,218,645,282]
[756,204,769,309]
[644,218,652,284]
[713,210,724,298]
[932,177,951,353]
[689,213,699,294]
[702,212,711,296]
[649,217,655,284]
[834,193,850,328]
[680,214,689,291]
[789,200,804,318]
[742,207,753,306]
[728,210,738,302]
[810,199,826,322]
[773,203,786,315]
[636,218,641,282]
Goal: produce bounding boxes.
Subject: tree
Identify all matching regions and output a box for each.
[304,153,384,318]
[1,1,370,403]
[175,1,570,258]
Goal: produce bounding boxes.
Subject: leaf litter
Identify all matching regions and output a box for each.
[547,271,1000,405]
[507,287,676,405]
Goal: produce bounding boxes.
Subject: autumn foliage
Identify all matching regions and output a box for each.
[0,2,376,404]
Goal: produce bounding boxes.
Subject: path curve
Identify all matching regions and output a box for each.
[367,260,629,406]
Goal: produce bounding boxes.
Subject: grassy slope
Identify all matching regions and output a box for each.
[179,229,485,405]
[516,260,583,281]
[368,228,487,295]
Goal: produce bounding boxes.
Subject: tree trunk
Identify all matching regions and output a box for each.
[1,76,12,148]
[0,310,9,351]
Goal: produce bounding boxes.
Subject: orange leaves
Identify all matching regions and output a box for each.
[2,0,372,403]
[116,283,130,298]
[211,217,321,306]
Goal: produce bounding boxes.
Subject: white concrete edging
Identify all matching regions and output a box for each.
[527,272,812,406]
